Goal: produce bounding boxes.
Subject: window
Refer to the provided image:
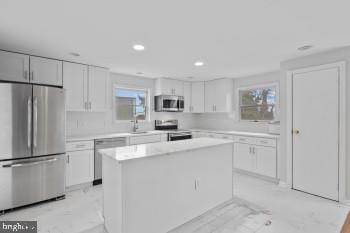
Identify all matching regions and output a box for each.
[238,84,278,121]
[114,86,149,121]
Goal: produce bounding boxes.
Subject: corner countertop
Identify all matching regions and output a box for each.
[189,129,280,139]
[100,138,234,163]
[66,130,168,142]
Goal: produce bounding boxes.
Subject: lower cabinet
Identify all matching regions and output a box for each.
[129,134,162,145]
[66,141,94,187]
[233,142,277,178]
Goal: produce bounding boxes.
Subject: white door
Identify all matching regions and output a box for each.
[66,150,94,187]
[292,67,339,201]
[0,51,29,82]
[191,82,205,113]
[88,66,108,112]
[183,82,191,113]
[63,62,88,111]
[233,143,252,171]
[30,56,63,86]
[255,146,276,178]
[205,80,216,112]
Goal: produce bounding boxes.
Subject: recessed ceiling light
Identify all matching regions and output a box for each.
[133,44,145,51]
[297,45,313,51]
[69,52,80,57]
[194,61,204,66]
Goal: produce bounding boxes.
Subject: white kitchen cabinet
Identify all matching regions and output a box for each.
[183,81,191,113]
[191,82,205,113]
[255,146,277,178]
[233,139,277,179]
[0,51,29,83]
[66,141,94,187]
[205,78,233,113]
[30,56,63,86]
[233,143,252,171]
[155,78,184,96]
[63,62,88,111]
[63,62,108,112]
[88,66,108,111]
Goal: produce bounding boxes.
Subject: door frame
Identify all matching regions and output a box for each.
[286,61,347,202]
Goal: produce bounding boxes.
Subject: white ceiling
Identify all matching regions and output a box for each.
[0,0,349,80]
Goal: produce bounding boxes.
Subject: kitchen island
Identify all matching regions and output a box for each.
[100,138,234,233]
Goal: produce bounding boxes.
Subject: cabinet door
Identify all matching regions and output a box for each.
[255,146,276,178]
[0,51,29,83]
[30,56,63,86]
[172,79,184,96]
[204,80,216,112]
[233,143,252,171]
[63,62,88,111]
[215,79,233,112]
[191,82,205,113]
[66,150,94,187]
[88,66,108,112]
[183,82,191,112]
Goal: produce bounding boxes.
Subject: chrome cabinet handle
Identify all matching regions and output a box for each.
[33,97,38,147]
[27,97,32,148]
[3,158,58,168]
[67,155,70,164]
[30,71,34,81]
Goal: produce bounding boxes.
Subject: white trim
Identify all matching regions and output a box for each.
[278,181,290,189]
[236,82,280,122]
[286,61,347,202]
[112,84,151,122]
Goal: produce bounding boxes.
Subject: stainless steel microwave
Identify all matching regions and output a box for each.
[154,95,184,112]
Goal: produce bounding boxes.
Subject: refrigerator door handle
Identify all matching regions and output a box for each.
[2,158,58,168]
[33,97,38,147]
[27,97,32,148]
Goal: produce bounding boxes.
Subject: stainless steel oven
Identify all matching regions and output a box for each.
[168,132,192,141]
[154,95,184,112]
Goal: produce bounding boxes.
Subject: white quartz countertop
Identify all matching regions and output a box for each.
[66,130,168,142]
[190,129,280,139]
[100,138,234,163]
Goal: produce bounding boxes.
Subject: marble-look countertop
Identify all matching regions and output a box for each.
[190,129,280,139]
[100,138,233,163]
[66,130,168,142]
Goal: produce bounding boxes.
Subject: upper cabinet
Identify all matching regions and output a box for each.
[0,51,29,83]
[88,66,108,112]
[191,82,205,113]
[155,78,184,96]
[205,78,233,113]
[63,62,108,112]
[30,56,63,86]
[0,51,63,86]
[63,62,88,111]
[183,81,192,113]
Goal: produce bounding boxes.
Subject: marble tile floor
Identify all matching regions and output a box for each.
[0,173,349,233]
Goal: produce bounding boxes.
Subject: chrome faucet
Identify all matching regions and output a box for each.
[132,118,139,132]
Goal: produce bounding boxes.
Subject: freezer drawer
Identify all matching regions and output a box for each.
[0,154,66,211]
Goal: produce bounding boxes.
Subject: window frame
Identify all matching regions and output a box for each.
[236,82,279,122]
[113,84,151,123]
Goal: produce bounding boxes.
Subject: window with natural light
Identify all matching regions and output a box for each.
[114,87,148,121]
[238,85,277,121]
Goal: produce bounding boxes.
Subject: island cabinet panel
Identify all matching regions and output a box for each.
[103,143,233,233]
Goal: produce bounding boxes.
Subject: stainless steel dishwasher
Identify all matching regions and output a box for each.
[94,137,127,185]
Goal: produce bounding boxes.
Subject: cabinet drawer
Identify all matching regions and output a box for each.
[255,138,276,147]
[66,141,94,151]
[129,135,161,145]
[234,136,256,144]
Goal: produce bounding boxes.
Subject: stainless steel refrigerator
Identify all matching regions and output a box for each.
[0,83,66,211]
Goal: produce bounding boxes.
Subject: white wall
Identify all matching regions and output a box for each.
[194,71,282,133]
[279,46,350,199]
[66,72,197,136]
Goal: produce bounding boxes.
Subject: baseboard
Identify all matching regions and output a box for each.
[340,199,350,206]
[66,182,93,192]
[278,181,291,189]
[234,169,279,184]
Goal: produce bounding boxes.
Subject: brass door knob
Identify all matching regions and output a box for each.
[292,130,300,134]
